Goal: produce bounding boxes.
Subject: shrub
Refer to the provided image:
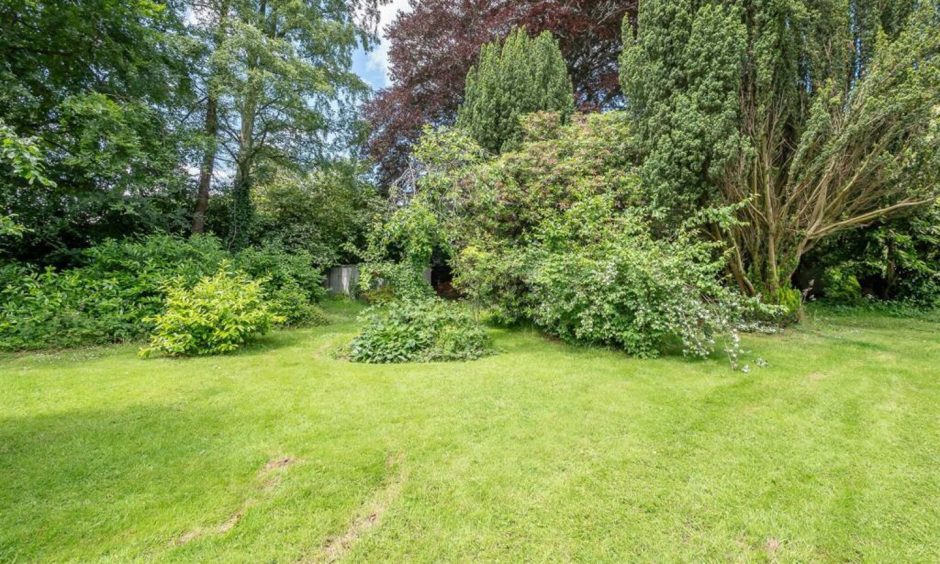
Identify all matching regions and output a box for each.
[233,244,327,325]
[0,235,327,351]
[759,286,804,326]
[265,283,328,327]
[141,266,281,357]
[525,196,761,358]
[809,202,940,308]
[0,264,127,350]
[359,200,442,301]
[348,299,491,363]
[821,267,864,305]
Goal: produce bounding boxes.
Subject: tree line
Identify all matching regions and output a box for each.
[2,0,938,314]
[1,0,384,266]
[369,0,939,309]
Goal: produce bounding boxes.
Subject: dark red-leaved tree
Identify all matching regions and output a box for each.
[364,0,638,185]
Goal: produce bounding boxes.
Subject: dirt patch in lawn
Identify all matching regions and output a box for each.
[262,456,297,473]
[175,506,244,546]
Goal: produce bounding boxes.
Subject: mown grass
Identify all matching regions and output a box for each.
[1,302,938,561]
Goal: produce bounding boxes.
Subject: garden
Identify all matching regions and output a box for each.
[1,0,939,561]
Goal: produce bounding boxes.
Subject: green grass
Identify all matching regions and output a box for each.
[1,302,939,561]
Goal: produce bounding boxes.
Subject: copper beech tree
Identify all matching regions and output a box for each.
[364,0,637,185]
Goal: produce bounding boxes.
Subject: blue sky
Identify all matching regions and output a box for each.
[352,0,411,91]
[352,49,387,90]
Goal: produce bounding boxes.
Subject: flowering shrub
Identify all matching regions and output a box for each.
[525,196,757,358]
[141,266,281,357]
[348,299,491,363]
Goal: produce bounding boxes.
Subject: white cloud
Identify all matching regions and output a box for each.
[367,0,412,87]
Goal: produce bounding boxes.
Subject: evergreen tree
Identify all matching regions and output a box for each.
[457,28,575,154]
[365,0,637,186]
[621,0,939,300]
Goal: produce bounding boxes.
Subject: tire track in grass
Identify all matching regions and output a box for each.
[174,456,298,546]
[306,452,407,563]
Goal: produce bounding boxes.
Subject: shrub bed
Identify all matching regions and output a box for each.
[0,235,326,351]
[348,299,491,363]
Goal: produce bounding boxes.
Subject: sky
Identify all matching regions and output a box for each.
[352,0,412,90]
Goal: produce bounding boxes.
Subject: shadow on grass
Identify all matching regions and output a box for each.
[0,402,254,559]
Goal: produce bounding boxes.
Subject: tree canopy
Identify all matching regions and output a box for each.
[363,0,637,185]
[457,29,574,154]
[0,0,385,262]
[621,0,940,299]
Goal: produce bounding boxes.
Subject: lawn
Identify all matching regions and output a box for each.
[1,303,938,562]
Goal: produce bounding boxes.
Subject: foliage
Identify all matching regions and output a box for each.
[364,0,637,185]
[404,113,771,356]
[417,112,640,246]
[141,265,280,357]
[0,120,54,190]
[1,0,386,262]
[232,244,327,326]
[457,28,575,154]
[821,267,865,305]
[525,196,760,358]
[620,1,940,298]
[250,162,381,267]
[411,111,642,322]
[359,200,444,301]
[0,234,325,351]
[0,235,226,351]
[348,299,491,363]
[810,200,940,307]
[620,1,746,221]
[0,263,125,351]
[362,112,634,305]
[185,0,384,249]
[0,0,196,262]
[0,119,55,238]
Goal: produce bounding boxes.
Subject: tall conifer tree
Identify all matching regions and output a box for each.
[621,0,939,299]
[458,28,575,154]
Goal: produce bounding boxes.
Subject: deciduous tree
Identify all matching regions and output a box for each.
[185,0,385,249]
[364,0,637,185]
[0,0,194,262]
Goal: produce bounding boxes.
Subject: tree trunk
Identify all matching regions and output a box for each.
[191,94,218,234]
[227,0,268,250]
[228,74,259,250]
[191,0,229,234]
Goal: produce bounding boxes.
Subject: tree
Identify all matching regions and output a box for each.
[364,0,637,184]
[456,28,574,154]
[0,119,54,238]
[183,0,385,249]
[188,0,231,235]
[0,0,195,263]
[621,0,939,301]
[252,160,381,267]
